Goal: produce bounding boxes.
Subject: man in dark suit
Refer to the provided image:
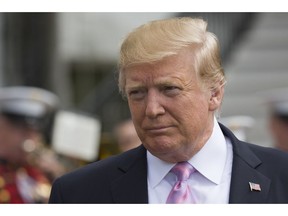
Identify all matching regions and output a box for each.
[49,17,288,203]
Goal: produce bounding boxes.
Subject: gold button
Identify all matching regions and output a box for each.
[0,176,5,188]
[0,189,11,203]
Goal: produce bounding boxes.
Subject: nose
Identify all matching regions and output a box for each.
[145,90,165,118]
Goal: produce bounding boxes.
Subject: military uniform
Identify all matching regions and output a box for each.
[0,86,59,203]
[0,161,51,203]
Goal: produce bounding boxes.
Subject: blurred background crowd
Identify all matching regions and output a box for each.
[0,12,288,203]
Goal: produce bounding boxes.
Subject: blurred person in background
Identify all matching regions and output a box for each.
[266,89,288,152]
[49,17,288,204]
[113,119,141,153]
[0,86,66,203]
[269,102,288,152]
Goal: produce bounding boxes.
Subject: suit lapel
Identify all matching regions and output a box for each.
[219,124,271,203]
[228,154,271,203]
[110,145,148,203]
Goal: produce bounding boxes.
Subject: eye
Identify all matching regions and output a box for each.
[127,89,146,100]
[164,86,178,91]
[163,86,181,96]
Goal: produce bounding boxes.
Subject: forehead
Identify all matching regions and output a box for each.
[125,50,196,85]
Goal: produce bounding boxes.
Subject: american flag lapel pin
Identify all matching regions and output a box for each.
[249,182,261,192]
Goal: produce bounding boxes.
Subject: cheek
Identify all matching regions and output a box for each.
[128,102,144,125]
[178,99,210,126]
[128,101,139,115]
[182,94,210,114]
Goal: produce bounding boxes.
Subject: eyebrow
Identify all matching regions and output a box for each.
[126,76,184,89]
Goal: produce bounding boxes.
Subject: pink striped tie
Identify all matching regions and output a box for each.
[166,162,195,204]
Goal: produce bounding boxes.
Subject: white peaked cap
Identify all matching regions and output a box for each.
[0,86,60,118]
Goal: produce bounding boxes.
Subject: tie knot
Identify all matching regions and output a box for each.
[170,162,194,181]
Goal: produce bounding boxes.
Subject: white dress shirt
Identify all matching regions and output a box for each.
[147,117,233,203]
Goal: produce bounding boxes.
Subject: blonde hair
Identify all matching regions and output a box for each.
[118,17,226,96]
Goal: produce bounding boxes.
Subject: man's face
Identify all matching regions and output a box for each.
[124,49,220,162]
[0,116,27,163]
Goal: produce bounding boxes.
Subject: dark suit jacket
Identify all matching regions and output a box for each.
[49,123,288,203]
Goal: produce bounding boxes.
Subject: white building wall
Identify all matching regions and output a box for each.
[52,13,176,107]
[56,13,175,62]
[0,14,4,86]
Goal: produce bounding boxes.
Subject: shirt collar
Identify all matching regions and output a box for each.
[189,117,227,184]
[147,151,173,188]
[147,117,227,188]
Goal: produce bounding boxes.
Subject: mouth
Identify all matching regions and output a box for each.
[145,126,173,134]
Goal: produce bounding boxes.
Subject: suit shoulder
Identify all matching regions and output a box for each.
[243,142,288,177]
[247,142,288,161]
[53,145,146,184]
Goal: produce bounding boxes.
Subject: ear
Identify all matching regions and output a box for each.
[209,85,224,111]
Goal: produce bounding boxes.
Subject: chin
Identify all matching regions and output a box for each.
[145,142,181,157]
